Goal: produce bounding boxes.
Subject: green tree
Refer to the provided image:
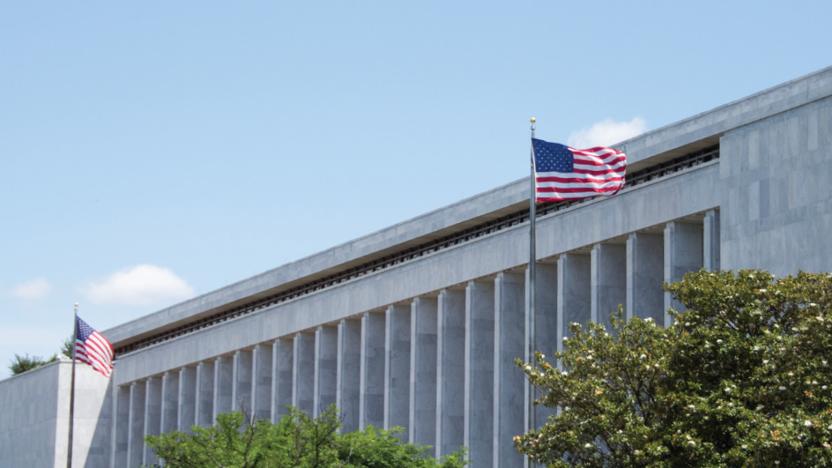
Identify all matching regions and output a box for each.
[9,337,72,375]
[146,405,465,467]
[9,353,57,375]
[61,336,73,359]
[145,411,279,467]
[336,426,465,467]
[516,270,832,467]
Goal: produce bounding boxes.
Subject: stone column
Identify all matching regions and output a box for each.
[525,262,557,434]
[272,337,294,421]
[293,333,315,414]
[94,377,113,468]
[109,382,117,468]
[384,304,411,436]
[360,311,385,429]
[591,243,626,330]
[160,370,179,434]
[252,343,273,421]
[143,376,162,466]
[232,349,253,414]
[704,209,721,271]
[195,360,214,427]
[114,385,130,467]
[213,355,233,422]
[126,381,145,468]
[493,272,525,468]
[664,221,704,325]
[314,326,338,417]
[409,296,438,446]
[557,254,591,356]
[464,279,494,468]
[178,367,196,432]
[337,318,362,433]
[436,288,465,457]
[626,232,664,322]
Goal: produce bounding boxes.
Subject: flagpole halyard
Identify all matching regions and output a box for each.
[528,117,537,438]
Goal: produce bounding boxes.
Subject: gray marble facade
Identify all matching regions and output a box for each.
[3,66,832,467]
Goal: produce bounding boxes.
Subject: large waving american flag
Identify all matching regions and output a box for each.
[75,316,114,378]
[532,138,627,202]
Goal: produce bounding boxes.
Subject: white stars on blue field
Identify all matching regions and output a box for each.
[532,139,574,173]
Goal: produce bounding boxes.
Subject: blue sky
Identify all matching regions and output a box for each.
[1,1,830,378]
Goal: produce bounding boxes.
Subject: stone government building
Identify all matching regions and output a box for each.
[2,66,832,467]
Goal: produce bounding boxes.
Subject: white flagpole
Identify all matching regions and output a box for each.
[67,303,78,468]
[528,117,537,435]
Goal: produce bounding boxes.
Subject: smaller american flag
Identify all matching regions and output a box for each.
[532,138,627,202]
[75,316,114,378]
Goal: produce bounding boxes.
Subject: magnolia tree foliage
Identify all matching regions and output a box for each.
[146,406,465,468]
[516,270,832,467]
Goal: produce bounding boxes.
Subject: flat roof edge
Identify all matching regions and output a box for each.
[104,65,832,344]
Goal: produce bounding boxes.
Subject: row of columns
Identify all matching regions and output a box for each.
[112,211,719,467]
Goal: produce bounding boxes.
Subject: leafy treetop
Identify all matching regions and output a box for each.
[146,405,466,468]
[516,270,832,467]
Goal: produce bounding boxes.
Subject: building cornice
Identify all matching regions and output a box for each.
[104,65,832,346]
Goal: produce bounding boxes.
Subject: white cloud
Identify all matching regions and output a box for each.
[11,278,51,300]
[83,264,194,306]
[567,117,647,148]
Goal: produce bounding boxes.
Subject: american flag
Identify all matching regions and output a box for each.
[75,316,114,378]
[532,138,627,202]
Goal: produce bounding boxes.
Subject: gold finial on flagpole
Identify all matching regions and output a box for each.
[529,116,536,130]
